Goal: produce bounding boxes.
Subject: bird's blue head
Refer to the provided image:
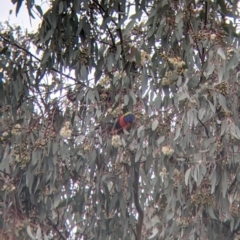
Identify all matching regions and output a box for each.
[123,112,135,123]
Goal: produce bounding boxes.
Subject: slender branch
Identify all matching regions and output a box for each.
[118,3,126,65]
[142,8,149,16]
[0,170,12,178]
[130,223,138,239]
[197,112,209,138]
[188,22,202,61]
[47,217,67,240]
[93,0,118,27]
[133,161,144,240]
[201,0,208,65]
[93,0,116,48]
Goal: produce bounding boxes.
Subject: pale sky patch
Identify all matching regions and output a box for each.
[0,0,48,30]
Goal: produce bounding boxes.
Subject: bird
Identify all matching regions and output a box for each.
[114,112,135,133]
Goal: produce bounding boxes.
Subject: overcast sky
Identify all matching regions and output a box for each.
[0,0,47,30]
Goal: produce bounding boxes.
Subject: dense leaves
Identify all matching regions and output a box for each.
[1,0,240,239]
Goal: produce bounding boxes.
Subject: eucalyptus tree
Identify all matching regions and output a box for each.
[0,0,240,239]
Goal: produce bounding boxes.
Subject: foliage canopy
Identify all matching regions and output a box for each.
[1,0,240,239]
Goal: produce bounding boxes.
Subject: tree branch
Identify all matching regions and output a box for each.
[133,161,144,240]
[93,0,118,27]
[0,34,87,87]
[118,3,126,65]
[201,0,208,65]
[197,112,209,138]
[47,217,67,240]
[93,0,117,49]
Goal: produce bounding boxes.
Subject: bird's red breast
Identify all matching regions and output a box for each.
[119,115,126,128]
[114,112,135,134]
[118,115,131,129]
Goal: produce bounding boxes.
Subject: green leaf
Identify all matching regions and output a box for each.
[44,233,49,240]
[124,94,129,106]
[174,126,181,141]
[89,149,97,165]
[230,124,239,139]
[206,63,215,76]
[166,211,174,222]
[218,67,224,82]
[227,54,239,70]
[220,119,228,136]
[120,198,126,218]
[197,165,206,186]
[58,1,64,14]
[135,148,142,162]
[207,206,217,219]
[123,20,136,36]
[13,0,23,16]
[42,49,51,64]
[53,193,62,208]
[26,225,35,239]
[209,169,217,194]
[149,227,158,239]
[152,119,159,131]
[187,108,195,126]
[135,48,141,65]
[35,5,43,16]
[141,67,148,94]
[107,54,113,72]
[192,165,199,183]
[222,170,228,198]
[175,11,182,23]
[121,137,126,147]
[205,97,216,113]
[157,136,165,146]
[52,142,59,155]
[73,0,81,12]
[218,93,228,111]
[36,226,42,240]
[147,8,156,19]
[137,126,144,138]
[217,48,226,60]
[44,29,53,41]
[185,168,191,186]
[155,95,162,109]
[230,218,235,232]
[130,10,142,20]
[109,193,118,212]
[129,90,137,104]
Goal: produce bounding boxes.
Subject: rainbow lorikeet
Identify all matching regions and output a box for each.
[114,112,135,133]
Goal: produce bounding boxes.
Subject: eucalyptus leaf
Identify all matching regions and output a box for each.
[217,48,226,60]
[26,226,35,239]
[185,168,191,186]
[152,119,159,131]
